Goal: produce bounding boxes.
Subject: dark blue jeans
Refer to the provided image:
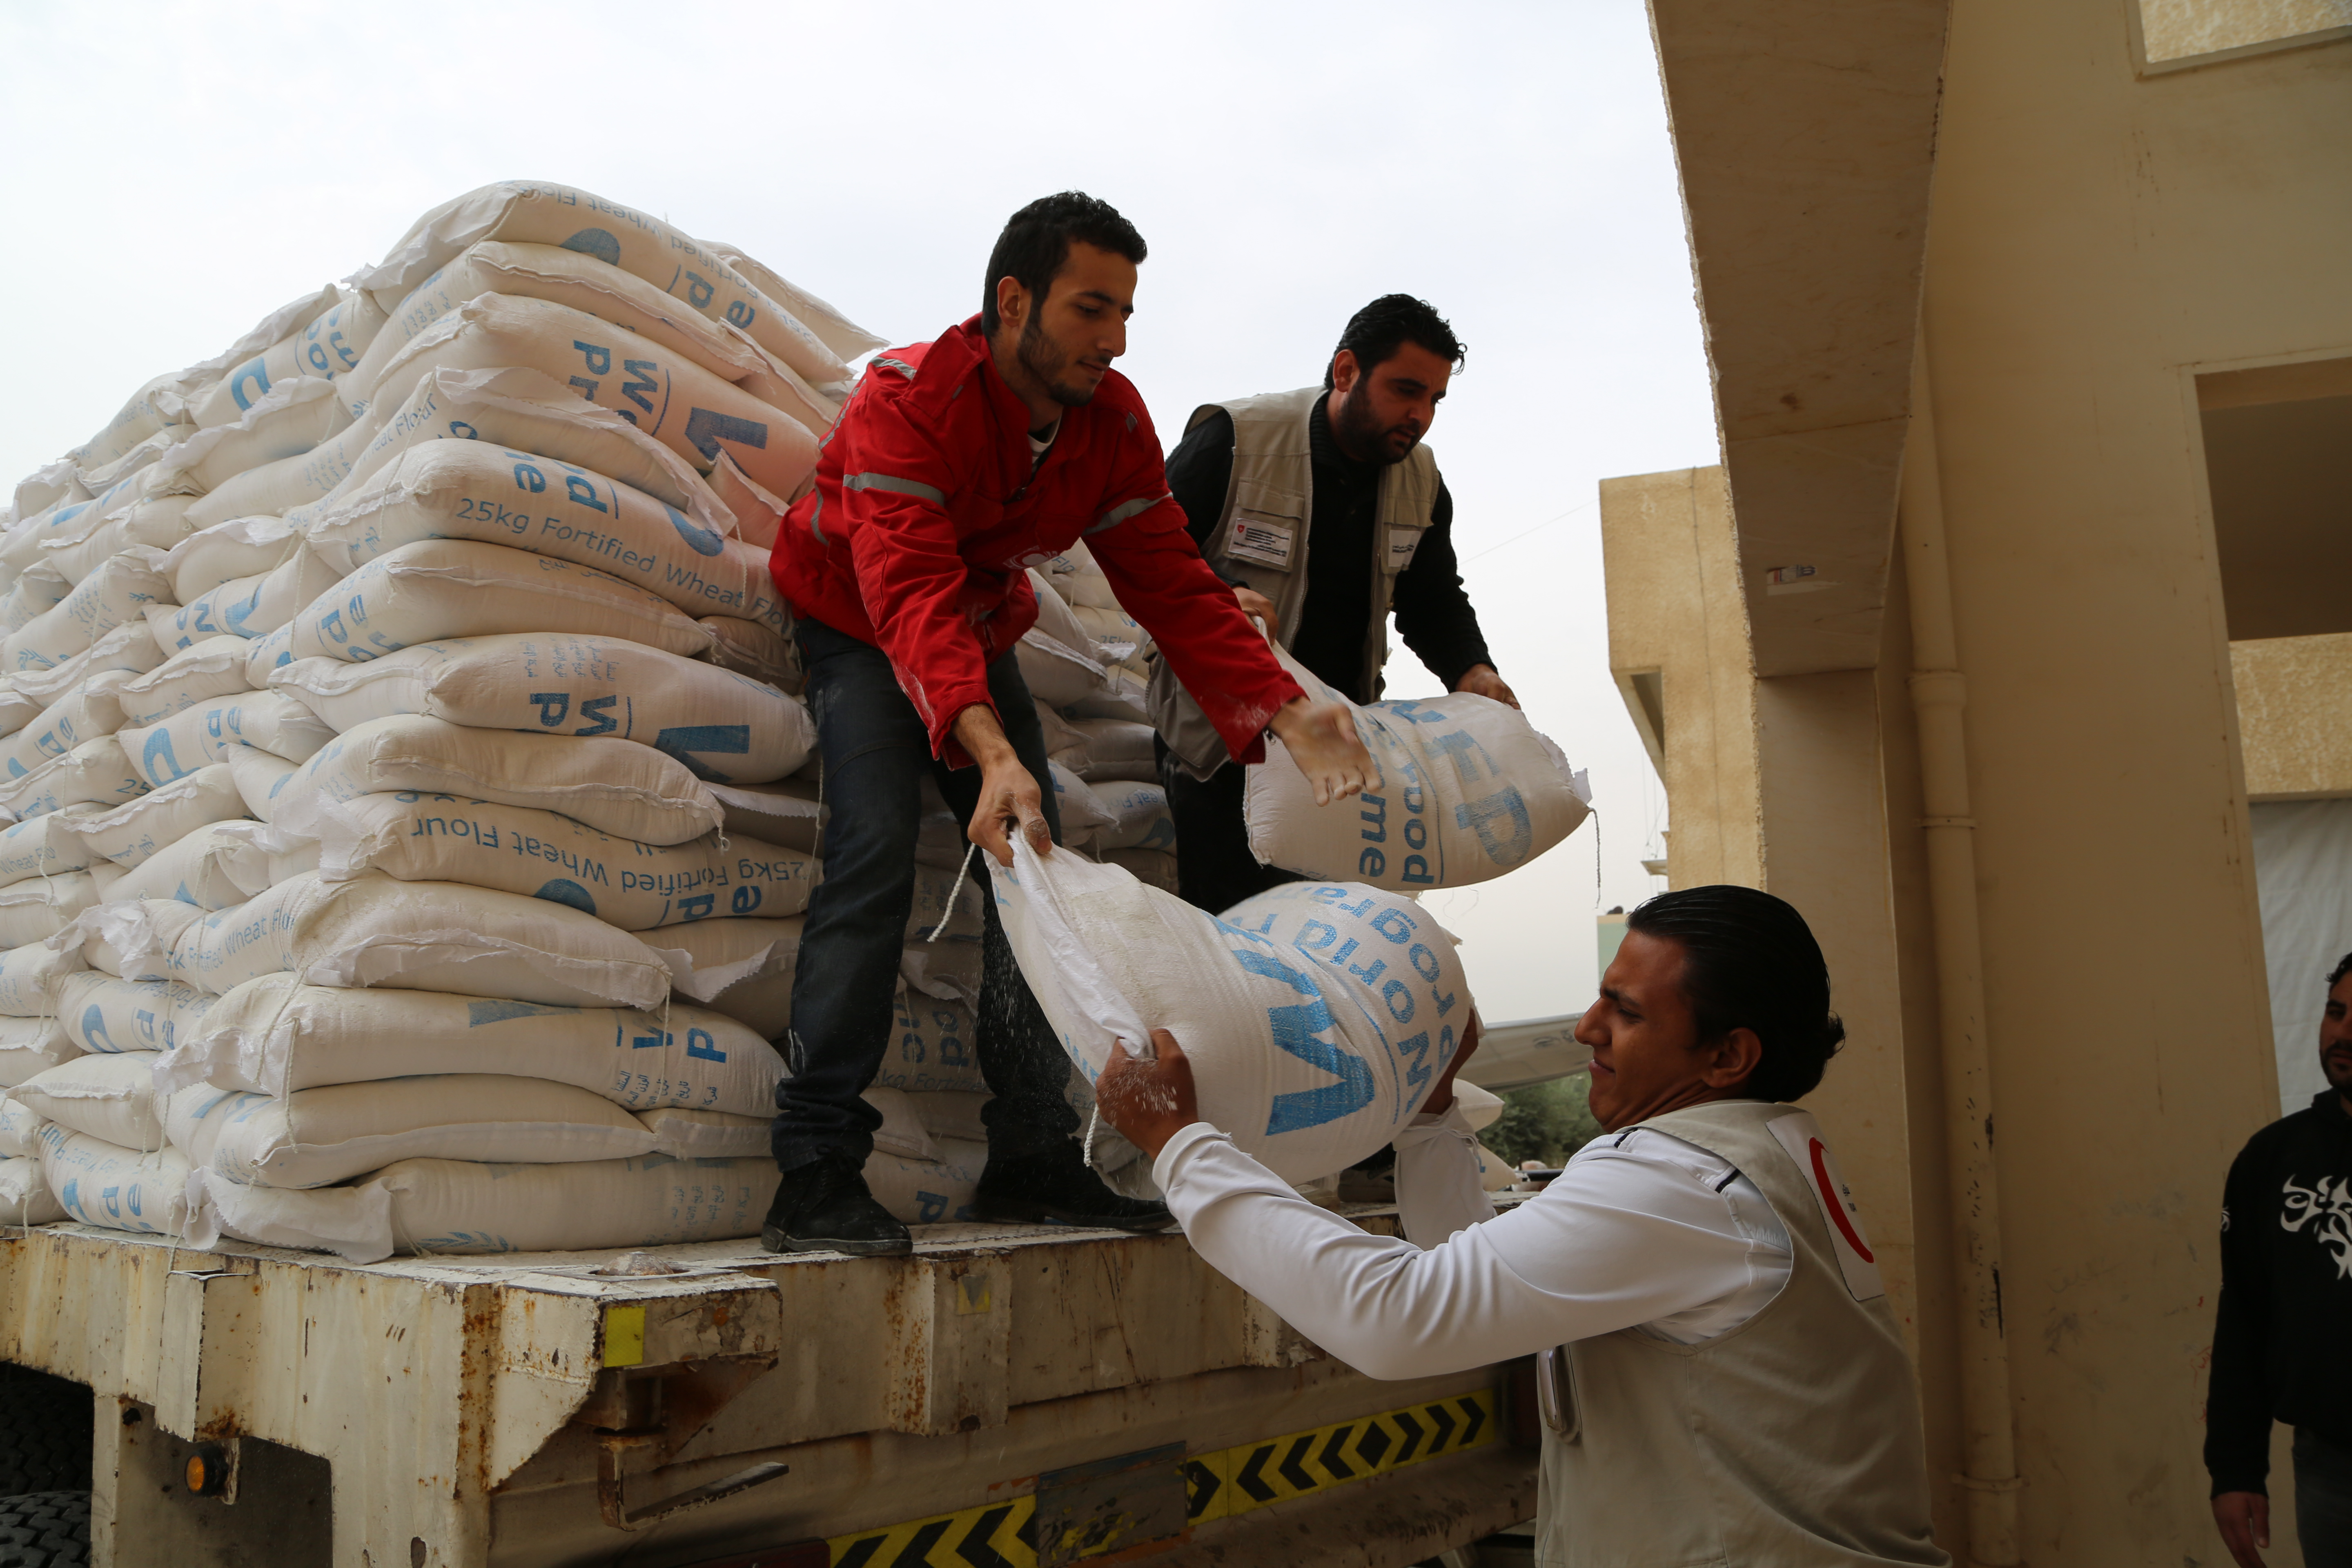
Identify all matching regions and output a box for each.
[773,617,1077,1173]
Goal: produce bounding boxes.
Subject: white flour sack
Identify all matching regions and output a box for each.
[702,615,800,693]
[40,496,200,586]
[75,899,203,983]
[189,288,387,428]
[67,764,247,869]
[0,872,104,945]
[869,988,987,1096]
[363,295,818,501]
[343,240,767,409]
[1,568,69,636]
[272,633,813,784]
[234,365,728,534]
[165,518,301,606]
[150,548,342,650]
[0,1018,80,1087]
[0,1158,65,1226]
[0,687,39,740]
[270,538,713,671]
[708,785,820,852]
[158,377,350,494]
[710,243,883,367]
[2,549,173,673]
[0,806,99,887]
[638,1107,769,1159]
[56,971,212,1055]
[989,844,1471,1181]
[111,822,253,909]
[310,792,813,929]
[37,1127,189,1237]
[165,1075,659,1190]
[1245,648,1591,892]
[189,1150,771,1263]
[356,182,848,388]
[0,735,149,821]
[0,1102,42,1159]
[227,746,298,823]
[0,940,85,1017]
[301,441,769,624]
[0,676,129,782]
[155,973,778,1114]
[274,715,720,846]
[652,915,802,1037]
[11,624,164,713]
[167,872,675,1009]
[116,638,254,726]
[11,1051,164,1149]
[118,693,333,788]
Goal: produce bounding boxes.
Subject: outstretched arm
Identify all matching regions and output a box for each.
[1096,1029,1749,1381]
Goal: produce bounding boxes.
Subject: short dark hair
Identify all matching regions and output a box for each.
[1626,885,1846,1102]
[980,192,1147,335]
[2330,953,2352,990]
[1325,294,1466,391]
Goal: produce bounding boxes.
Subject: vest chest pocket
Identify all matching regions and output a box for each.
[1384,525,1427,575]
[1225,481,1305,572]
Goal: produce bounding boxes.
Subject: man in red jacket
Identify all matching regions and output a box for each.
[764,192,1373,1255]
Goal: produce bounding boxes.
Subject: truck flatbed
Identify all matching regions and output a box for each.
[0,1207,1534,1567]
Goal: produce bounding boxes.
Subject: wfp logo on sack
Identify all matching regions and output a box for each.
[663,502,726,559]
[1221,883,1465,1141]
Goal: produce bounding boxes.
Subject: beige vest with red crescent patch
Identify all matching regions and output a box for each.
[1539,1099,1948,1568]
[1145,386,1439,777]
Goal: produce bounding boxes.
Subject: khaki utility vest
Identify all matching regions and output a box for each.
[1536,1100,1948,1568]
[1146,386,1440,777]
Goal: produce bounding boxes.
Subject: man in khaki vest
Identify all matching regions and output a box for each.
[1149,294,1517,915]
[1094,885,1950,1567]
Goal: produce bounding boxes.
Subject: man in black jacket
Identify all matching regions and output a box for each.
[2207,951,2352,1567]
[1153,295,1514,915]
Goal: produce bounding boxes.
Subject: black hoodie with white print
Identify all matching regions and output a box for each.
[2206,1090,2352,1494]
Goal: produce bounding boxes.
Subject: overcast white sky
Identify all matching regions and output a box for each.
[0,1,1719,1022]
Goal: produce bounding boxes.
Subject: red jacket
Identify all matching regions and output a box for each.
[769,316,1302,765]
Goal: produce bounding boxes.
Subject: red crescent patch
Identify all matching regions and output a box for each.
[1810,1137,1874,1262]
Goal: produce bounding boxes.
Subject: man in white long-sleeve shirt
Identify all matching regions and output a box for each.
[1098,884,1949,1568]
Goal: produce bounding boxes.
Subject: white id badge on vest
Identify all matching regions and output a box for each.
[1767,1110,1886,1301]
[1228,515,1296,570]
[1385,526,1423,572]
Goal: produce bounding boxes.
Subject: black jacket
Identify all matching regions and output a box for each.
[1164,396,1494,702]
[2205,1089,2352,1494]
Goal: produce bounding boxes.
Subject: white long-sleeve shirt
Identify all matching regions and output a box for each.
[1153,1104,1793,1382]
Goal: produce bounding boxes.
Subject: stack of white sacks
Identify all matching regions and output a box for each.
[0,182,1171,1263]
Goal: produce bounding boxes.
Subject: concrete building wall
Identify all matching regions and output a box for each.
[1917,9,2345,1557]
[1606,2,2349,1561]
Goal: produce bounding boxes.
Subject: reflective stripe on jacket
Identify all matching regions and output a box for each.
[769,316,1303,765]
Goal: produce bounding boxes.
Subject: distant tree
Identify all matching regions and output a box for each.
[1483,1076,1603,1169]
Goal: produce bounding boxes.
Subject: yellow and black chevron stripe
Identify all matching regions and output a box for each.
[828,1494,1036,1567]
[822,1388,1496,1565]
[1180,1388,1497,1525]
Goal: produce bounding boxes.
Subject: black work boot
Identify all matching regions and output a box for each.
[971,1144,1176,1232]
[762,1155,913,1256]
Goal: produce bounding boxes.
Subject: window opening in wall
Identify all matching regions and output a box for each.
[2136,0,2352,69]
[2200,356,2352,641]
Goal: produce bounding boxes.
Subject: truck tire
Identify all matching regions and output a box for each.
[0,1368,93,1495]
[0,1491,90,1568]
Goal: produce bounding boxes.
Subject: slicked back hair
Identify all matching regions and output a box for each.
[1326,294,1466,391]
[981,192,1147,336]
[1626,885,1847,1103]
